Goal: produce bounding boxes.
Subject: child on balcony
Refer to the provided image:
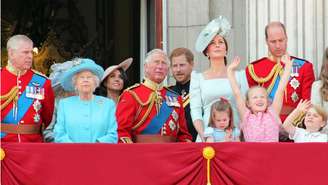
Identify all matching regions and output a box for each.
[227,55,292,142]
[204,98,240,142]
[282,99,328,142]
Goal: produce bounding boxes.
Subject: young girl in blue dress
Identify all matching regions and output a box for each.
[204,98,240,142]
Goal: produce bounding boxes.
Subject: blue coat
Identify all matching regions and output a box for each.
[54,95,118,143]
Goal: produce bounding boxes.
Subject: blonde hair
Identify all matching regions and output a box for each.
[208,98,234,130]
[312,104,328,124]
[245,86,268,104]
[297,105,328,130]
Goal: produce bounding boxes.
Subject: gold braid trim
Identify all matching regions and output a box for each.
[292,111,306,127]
[1,86,19,110]
[248,63,284,95]
[127,90,156,130]
[248,63,281,83]
[127,89,154,106]
[266,64,284,94]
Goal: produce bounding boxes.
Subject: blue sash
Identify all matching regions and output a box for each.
[268,58,304,101]
[142,91,176,134]
[1,74,46,138]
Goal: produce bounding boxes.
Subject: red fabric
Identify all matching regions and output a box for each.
[1,68,55,142]
[245,56,315,121]
[116,84,192,142]
[1,142,328,185]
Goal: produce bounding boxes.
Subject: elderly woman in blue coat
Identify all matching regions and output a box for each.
[54,58,118,143]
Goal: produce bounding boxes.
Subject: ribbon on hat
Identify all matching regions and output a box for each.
[49,59,80,87]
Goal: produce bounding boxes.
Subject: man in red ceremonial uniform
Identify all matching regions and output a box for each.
[246,22,315,122]
[1,35,55,142]
[116,49,192,143]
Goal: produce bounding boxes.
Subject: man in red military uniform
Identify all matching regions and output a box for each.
[116,49,192,143]
[246,22,315,122]
[1,34,55,142]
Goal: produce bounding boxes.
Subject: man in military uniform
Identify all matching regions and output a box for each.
[169,47,197,141]
[1,35,55,142]
[116,49,192,143]
[246,22,315,122]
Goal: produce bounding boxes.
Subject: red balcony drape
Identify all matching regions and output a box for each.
[1,142,327,185]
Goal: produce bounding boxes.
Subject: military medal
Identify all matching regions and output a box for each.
[33,114,41,123]
[168,120,176,131]
[165,96,180,107]
[291,64,299,77]
[26,86,34,98]
[291,92,299,103]
[181,90,187,100]
[26,85,45,100]
[171,110,179,122]
[33,100,42,123]
[290,78,300,90]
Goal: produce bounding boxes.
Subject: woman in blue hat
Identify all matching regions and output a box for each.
[190,16,248,142]
[54,58,118,143]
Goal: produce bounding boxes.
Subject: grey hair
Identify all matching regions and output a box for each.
[144,49,169,64]
[7,34,33,50]
[72,70,100,93]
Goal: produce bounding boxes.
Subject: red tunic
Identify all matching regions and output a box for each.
[1,68,55,142]
[116,83,192,143]
[246,56,315,121]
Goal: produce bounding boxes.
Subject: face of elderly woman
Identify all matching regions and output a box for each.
[105,69,124,92]
[75,70,97,94]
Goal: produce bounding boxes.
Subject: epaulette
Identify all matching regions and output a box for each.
[250,57,267,64]
[291,56,309,63]
[32,69,49,79]
[126,83,140,90]
[164,86,179,95]
[166,84,176,90]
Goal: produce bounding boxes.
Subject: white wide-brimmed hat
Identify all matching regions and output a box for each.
[60,58,104,92]
[195,16,231,53]
[101,58,133,82]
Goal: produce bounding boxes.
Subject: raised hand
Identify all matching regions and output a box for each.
[296,99,312,113]
[227,56,240,72]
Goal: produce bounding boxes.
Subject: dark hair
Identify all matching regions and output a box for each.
[319,47,328,101]
[265,22,287,40]
[99,67,129,97]
[169,47,194,65]
[203,36,228,65]
[118,67,129,90]
[208,98,234,130]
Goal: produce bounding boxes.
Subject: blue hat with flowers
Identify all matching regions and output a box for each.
[195,16,231,53]
[49,61,75,90]
[59,58,104,91]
